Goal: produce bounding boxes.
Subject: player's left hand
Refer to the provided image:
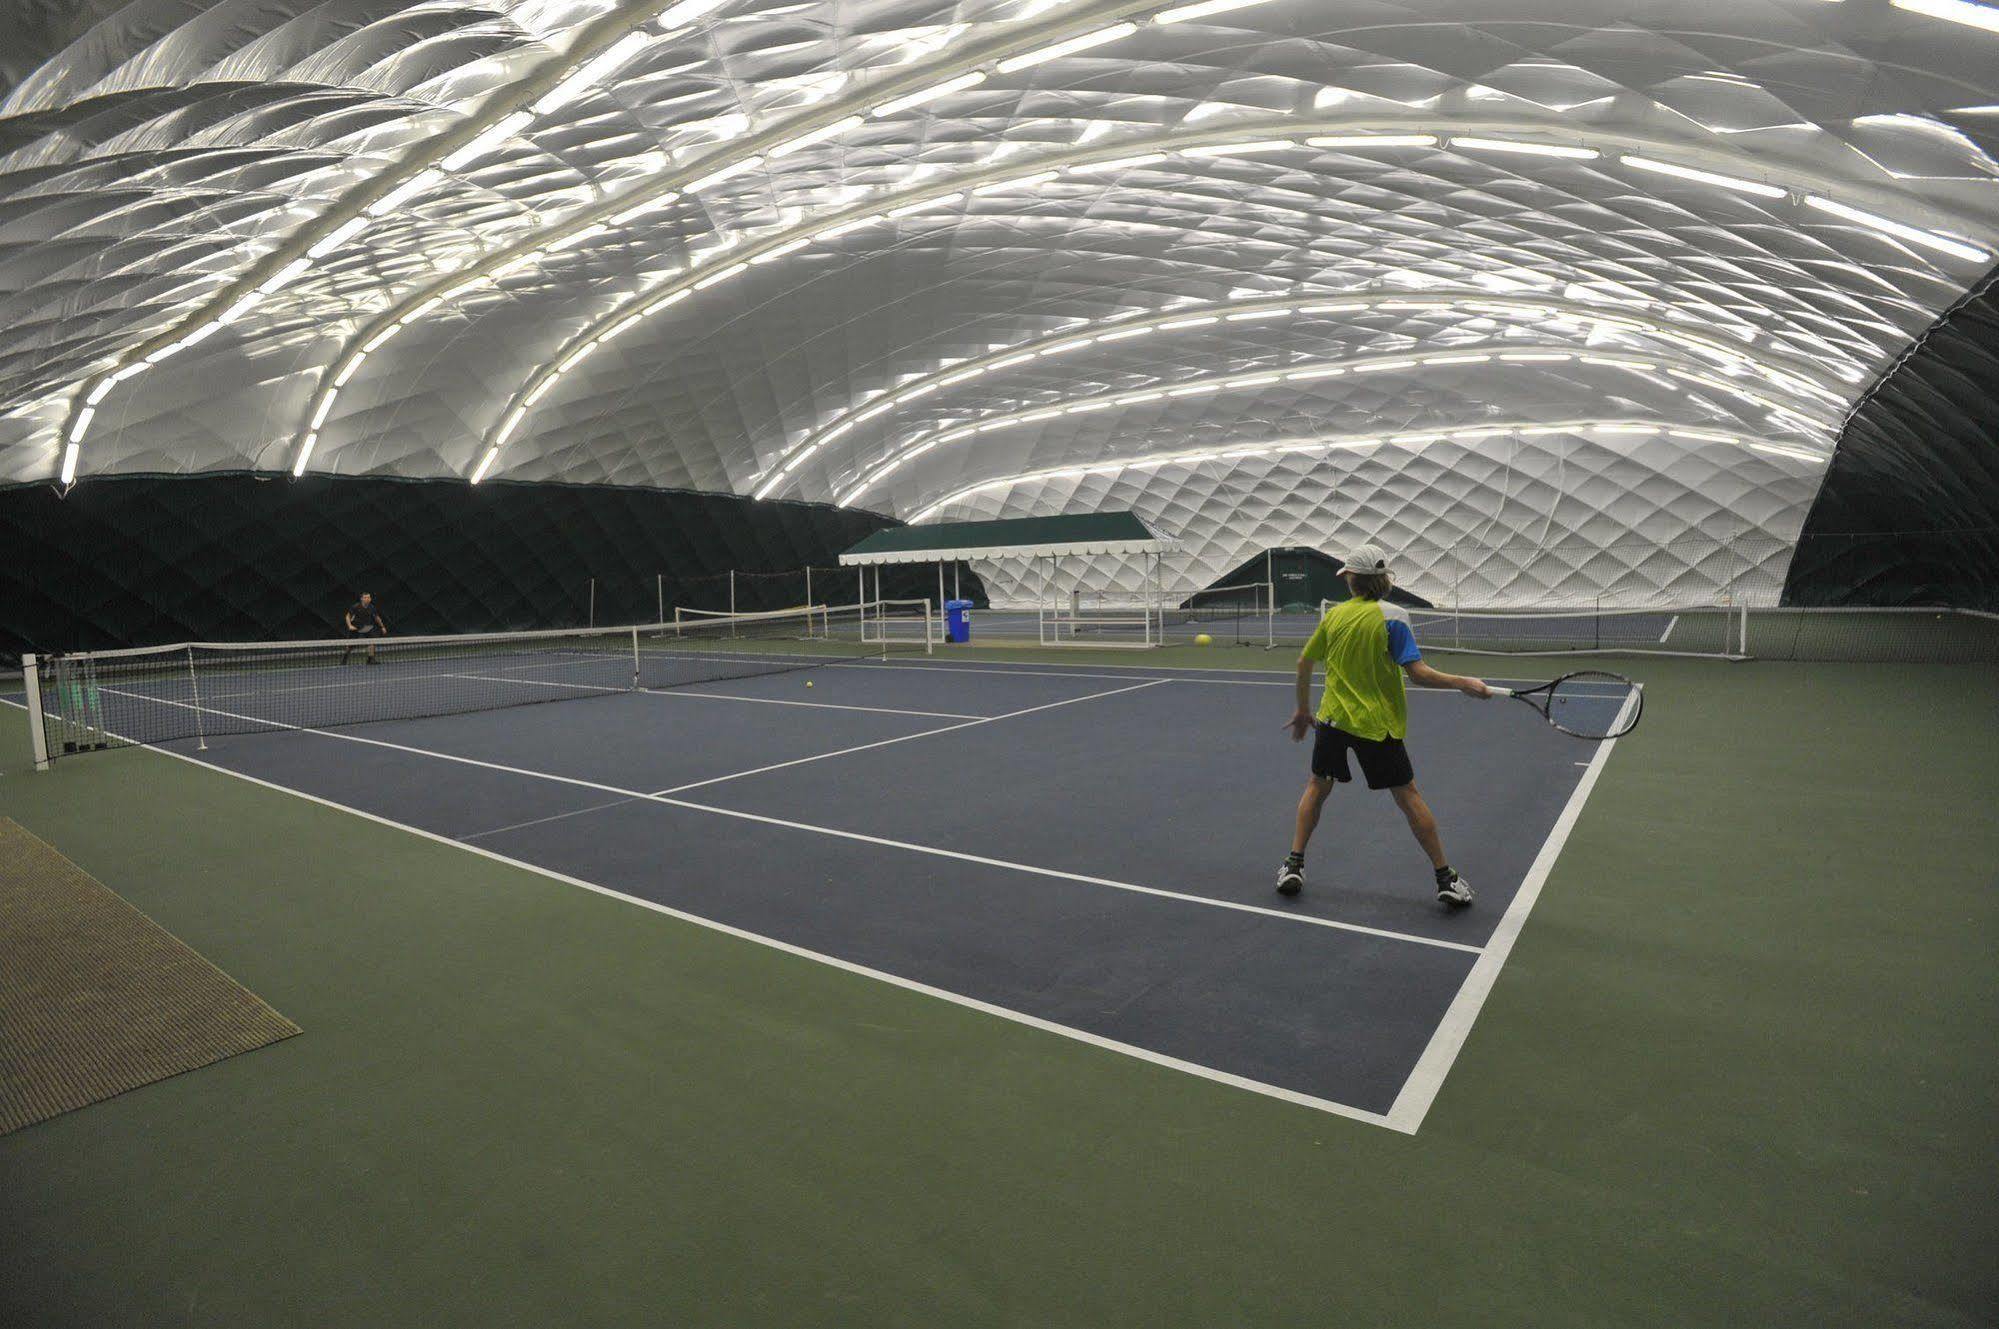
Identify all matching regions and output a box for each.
[1284,709,1313,741]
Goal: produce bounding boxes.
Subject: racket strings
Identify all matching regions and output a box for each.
[1520,670,1642,740]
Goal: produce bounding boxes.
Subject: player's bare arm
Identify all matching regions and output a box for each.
[1285,655,1315,741]
[1403,660,1492,699]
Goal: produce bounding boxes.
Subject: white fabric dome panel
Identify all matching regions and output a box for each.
[3,0,1996,607]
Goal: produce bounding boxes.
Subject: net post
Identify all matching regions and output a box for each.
[22,653,51,771]
[937,563,945,623]
[1740,602,1750,658]
[51,657,77,755]
[804,565,812,613]
[91,656,115,750]
[1039,554,1052,646]
[729,571,737,636]
[656,573,664,626]
[1152,551,1163,648]
[630,626,641,689]
[184,647,209,751]
[588,578,596,629]
[1451,564,1462,653]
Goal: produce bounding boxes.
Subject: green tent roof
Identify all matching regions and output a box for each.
[839,512,1170,565]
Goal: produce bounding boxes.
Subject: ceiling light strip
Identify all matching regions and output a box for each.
[905,421,1830,523]
[66,0,1989,486]
[834,343,1831,507]
[556,120,1958,496]
[752,288,1844,499]
[61,0,714,485]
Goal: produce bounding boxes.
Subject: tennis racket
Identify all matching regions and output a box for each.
[1492,670,1642,740]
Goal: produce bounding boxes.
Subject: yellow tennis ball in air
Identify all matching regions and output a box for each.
[1194,633,1213,646]
[806,680,814,688]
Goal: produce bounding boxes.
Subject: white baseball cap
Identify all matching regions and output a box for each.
[1337,544,1393,578]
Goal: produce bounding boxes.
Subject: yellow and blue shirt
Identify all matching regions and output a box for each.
[1300,597,1423,741]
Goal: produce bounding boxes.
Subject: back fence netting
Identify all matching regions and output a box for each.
[1275,529,1996,664]
[1044,583,1276,648]
[1315,602,1749,660]
[1733,607,1998,664]
[1164,582,1276,646]
[578,565,972,627]
[19,532,1993,768]
[24,601,934,768]
[1305,601,1997,664]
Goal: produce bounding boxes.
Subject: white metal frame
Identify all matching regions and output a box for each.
[857,597,937,654]
[1035,551,1164,650]
[1062,579,1278,649]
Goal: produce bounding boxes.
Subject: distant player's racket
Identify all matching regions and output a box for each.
[1493,670,1642,740]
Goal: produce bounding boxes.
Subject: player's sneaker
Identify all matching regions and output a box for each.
[1275,855,1305,897]
[1435,870,1474,907]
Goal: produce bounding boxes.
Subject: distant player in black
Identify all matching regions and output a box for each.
[342,591,387,664]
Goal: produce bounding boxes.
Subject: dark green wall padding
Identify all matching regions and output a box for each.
[1785,266,1999,611]
[0,473,984,663]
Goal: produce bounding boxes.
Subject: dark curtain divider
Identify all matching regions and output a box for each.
[1784,266,1999,611]
[0,473,985,664]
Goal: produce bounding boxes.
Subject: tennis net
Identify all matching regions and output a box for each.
[24,600,933,766]
[1162,582,1275,646]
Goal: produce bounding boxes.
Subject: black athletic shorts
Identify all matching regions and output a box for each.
[1310,721,1414,790]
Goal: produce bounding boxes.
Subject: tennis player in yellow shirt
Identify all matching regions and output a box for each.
[1280,545,1491,906]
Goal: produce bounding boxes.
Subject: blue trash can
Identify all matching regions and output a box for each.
[944,599,974,644]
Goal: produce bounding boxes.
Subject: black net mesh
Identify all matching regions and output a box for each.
[33,603,934,760]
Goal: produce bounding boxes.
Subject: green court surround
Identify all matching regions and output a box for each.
[2,650,1993,1327]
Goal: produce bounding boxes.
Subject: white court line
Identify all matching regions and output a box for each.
[443,677,1175,838]
[57,685,1470,954]
[1659,614,1680,643]
[445,670,984,720]
[762,655,1548,690]
[647,689,982,721]
[209,675,391,701]
[462,795,644,842]
[11,679,1622,1131]
[653,678,1171,796]
[442,671,623,694]
[10,716,1400,1132]
[1381,689,1639,1134]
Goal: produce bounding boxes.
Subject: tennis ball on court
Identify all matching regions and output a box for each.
[806,680,814,687]
[1194,633,1213,646]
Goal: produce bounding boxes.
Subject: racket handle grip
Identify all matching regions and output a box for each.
[1489,686,1515,697]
